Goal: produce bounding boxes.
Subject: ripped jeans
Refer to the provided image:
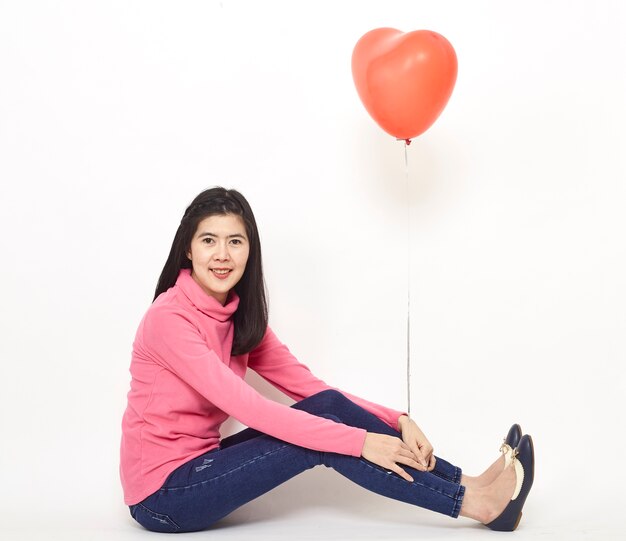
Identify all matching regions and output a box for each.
[129,390,465,533]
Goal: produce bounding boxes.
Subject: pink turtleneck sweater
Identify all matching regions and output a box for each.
[120,269,405,505]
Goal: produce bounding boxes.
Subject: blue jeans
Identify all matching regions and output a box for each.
[129,390,465,533]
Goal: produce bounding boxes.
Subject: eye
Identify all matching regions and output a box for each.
[230,239,243,245]
[202,237,215,244]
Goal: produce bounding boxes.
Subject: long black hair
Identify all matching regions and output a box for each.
[154,187,268,355]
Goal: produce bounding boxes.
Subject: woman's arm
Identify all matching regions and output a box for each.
[248,327,407,431]
[141,307,367,457]
[248,328,436,472]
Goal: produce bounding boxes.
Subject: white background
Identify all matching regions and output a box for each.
[1,1,624,539]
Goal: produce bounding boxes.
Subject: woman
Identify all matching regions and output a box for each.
[120,187,534,533]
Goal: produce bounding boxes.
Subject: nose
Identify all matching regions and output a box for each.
[213,241,230,261]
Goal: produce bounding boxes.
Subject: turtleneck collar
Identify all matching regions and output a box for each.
[175,268,240,322]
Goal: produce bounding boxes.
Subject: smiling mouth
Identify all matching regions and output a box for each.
[211,268,232,277]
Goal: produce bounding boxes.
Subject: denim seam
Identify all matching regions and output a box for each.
[451,483,465,518]
[453,466,463,485]
[359,459,463,507]
[426,463,462,485]
[159,444,291,492]
[136,502,181,531]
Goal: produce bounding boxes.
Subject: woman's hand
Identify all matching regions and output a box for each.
[397,415,436,472]
[361,432,422,482]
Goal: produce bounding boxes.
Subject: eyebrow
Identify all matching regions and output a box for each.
[197,232,246,239]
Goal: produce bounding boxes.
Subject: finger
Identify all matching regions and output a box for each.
[394,447,427,471]
[398,447,426,470]
[417,438,433,459]
[398,440,414,453]
[427,455,437,471]
[395,454,425,472]
[399,441,426,466]
[421,446,433,465]
[398,445,419,459]
[389,463,414,483]
[410,443,428,468]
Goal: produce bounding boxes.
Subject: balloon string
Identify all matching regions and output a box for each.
[404,140,411,418]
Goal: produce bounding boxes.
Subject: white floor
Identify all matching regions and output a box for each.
[6,468,623,541]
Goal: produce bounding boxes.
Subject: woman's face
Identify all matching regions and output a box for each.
[186,213,250,305]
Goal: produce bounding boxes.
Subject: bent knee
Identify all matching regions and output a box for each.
[311,389,349,405]
[294,389,354,416]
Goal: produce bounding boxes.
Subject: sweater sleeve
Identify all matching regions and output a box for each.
[248,327,407,431]
[142,307,366,457]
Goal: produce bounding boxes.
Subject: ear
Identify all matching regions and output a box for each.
[186,250,192,261]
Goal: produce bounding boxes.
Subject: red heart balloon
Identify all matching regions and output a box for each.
[352,28,458,141]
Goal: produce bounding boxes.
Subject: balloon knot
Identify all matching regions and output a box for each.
[405,139,412,146]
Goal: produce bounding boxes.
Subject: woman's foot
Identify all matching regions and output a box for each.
[485,434,535,531]
[462,424,522,489]
[459,460,517,523]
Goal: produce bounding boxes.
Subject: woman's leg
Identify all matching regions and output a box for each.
[291,391,516,514]
[290,390,463,484]
[131,390,516,532]
[220,390,462,485]
[130,430,323,532]
[289,391,518,525]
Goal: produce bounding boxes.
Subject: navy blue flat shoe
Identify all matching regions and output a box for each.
[504,424,522,449]
[500,424,523,466]
[486,434,535,531]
